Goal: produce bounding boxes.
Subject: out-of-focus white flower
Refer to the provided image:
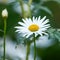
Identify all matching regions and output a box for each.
[0,36,42,60]
[0,37,26,60]
[2,9,8,18]
[15,16,50,38]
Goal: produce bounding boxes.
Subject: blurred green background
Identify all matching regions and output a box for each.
[0,0,60,60]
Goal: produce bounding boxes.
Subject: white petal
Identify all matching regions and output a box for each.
[41,26,50,29]
[41,32,48,35]
[38,32,43,36]
[26,33,32,38]
[26,18,32,25]
[34,33,37,36]
[41,19,49,25]
[41,24,50,27]
[33,16,35,21]
[18,22,27,27]
[22,19,27,23]
[15,30,20,32]
[40,28,47,31]
[15,26,25,30]
[40,16,46,23]
[38,16,41,21]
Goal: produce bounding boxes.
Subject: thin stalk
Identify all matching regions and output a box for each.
[27,0,33,18]
[19,0,32,18]
[3,18,6,60]
[33,33,36,60]
[28,0,32,6]
[19,0,25,18]
[26,43,30,60]
[3,0,7,3]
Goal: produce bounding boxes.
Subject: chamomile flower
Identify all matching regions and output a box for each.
[15,16,50,38]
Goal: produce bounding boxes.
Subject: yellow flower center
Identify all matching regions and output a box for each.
[28,24,39,32]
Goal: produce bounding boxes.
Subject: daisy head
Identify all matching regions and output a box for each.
[15,16,50,38]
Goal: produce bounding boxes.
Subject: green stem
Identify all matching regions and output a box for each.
[27,0,33,18]
[26,43,30,60]
[19,0,32,18]
[3,0,7,3]
[28,0,32,6]
[3,18,6,60]
[33,33,36,60]
[19,0,25,18]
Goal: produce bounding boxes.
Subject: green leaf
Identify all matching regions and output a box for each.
[39,6,53,16]
[43,1,60,28]
[54,31,60,41]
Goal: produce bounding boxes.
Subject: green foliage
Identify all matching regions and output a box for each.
[0,0,60,60]
[47,28,60,41]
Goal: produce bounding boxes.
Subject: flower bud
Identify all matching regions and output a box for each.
[2,9,8,18]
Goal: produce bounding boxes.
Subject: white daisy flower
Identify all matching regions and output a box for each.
[15,16,50,38]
